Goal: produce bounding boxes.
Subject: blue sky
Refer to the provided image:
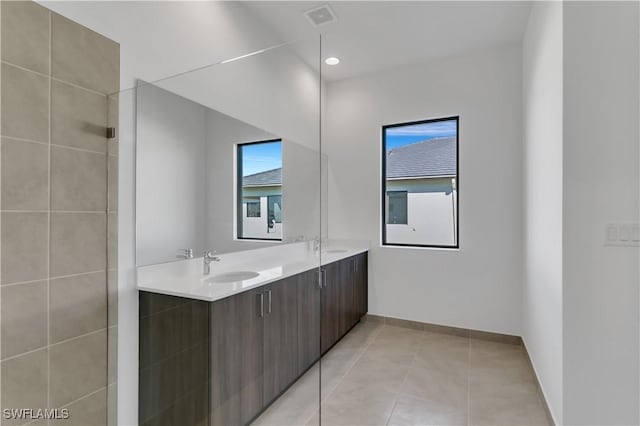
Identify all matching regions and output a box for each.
[385,119,457,150]
[242,140,282,176]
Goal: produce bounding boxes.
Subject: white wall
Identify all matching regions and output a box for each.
[205,109,278,254]
[563,2,640,424]
[325,46,523,335]
[136,84,208,266]
[521,2,563,423]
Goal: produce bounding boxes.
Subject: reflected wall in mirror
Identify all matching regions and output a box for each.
[136,82,325,266]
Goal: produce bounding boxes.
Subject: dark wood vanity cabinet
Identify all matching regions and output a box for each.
[321,252,369,353]
[297,269,321,373]
[210,275,299,426]
[140,251,367,426]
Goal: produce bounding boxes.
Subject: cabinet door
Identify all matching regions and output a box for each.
[338,257,356,337]
[263,276,299,404]
[321,262,340,353]
[297,269,321,372]
[239,290,265,425]
[355,253,368,319]
[210,296,242,426]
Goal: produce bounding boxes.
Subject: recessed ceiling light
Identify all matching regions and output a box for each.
[325,57,340,66]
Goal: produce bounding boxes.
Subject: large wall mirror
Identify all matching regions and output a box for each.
[134,39,326,266]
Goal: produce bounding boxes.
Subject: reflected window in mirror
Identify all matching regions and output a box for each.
[237,140,283,241]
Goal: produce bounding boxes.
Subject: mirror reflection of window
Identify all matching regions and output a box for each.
[237,140,283,240]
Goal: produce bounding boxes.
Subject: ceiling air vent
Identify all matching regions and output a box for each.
[304,4,337,27]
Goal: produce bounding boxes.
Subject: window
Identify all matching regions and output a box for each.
[246,200,260,217]
[387,191,408,224]
[382,117,458,248]
[237,140,282,240]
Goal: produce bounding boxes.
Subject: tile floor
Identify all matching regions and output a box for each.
[252,321,551,426]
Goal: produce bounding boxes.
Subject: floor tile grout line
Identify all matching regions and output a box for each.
[301,323,384,425]
[47,10,53,423]
[386,339,419,425]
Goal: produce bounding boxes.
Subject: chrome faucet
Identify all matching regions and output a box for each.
[177,248,194,259]
[203,250,221,275]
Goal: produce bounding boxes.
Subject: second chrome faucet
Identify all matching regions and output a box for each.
[203,250,221,275]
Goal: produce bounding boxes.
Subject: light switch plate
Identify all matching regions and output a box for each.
[605,223,640,247]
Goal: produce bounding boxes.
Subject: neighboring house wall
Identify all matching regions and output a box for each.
[241,185,283,240]
[386,178,456,246]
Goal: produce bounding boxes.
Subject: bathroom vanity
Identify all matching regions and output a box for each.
[138,242,368,426]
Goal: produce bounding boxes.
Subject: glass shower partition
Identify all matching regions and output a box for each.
[111,35,323,426]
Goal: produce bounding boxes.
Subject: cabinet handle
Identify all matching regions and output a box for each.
[317,269,323,289]
[267,290,272,314]
[259,292,264,318]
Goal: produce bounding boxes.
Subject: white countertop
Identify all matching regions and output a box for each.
[137,240,369,302]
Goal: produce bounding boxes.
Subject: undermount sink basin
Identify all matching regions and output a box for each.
[325,249,347,253]
[205,271,259,283]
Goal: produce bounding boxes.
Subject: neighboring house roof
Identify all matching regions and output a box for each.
[243,167,282,187]
[387,136,456,179]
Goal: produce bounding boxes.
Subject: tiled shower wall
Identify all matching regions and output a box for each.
[0,2,119,425]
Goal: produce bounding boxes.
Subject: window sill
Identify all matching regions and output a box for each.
[234,238,283,243]
[380,244,460,252]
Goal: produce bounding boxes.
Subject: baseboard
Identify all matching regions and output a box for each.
[362,313,556,425]
[362,314,521,345]
[522,341,557,426]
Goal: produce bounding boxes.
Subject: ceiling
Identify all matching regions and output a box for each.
[244,1,532,81]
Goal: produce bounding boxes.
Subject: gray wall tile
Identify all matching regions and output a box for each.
[51,13,119,94]
[1,349,49,426]
[1,281,48,359]
[1,63,49,142]
[51,388,107,426]
[51,146,107,211]
[1,212,48,285]
[51,80,108,153]
[1,1,50,74]
[0,3,119,421]
[1,138,49,210]
[50,272,107,343]
[50,212,106,277]
[50,330,107,408]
